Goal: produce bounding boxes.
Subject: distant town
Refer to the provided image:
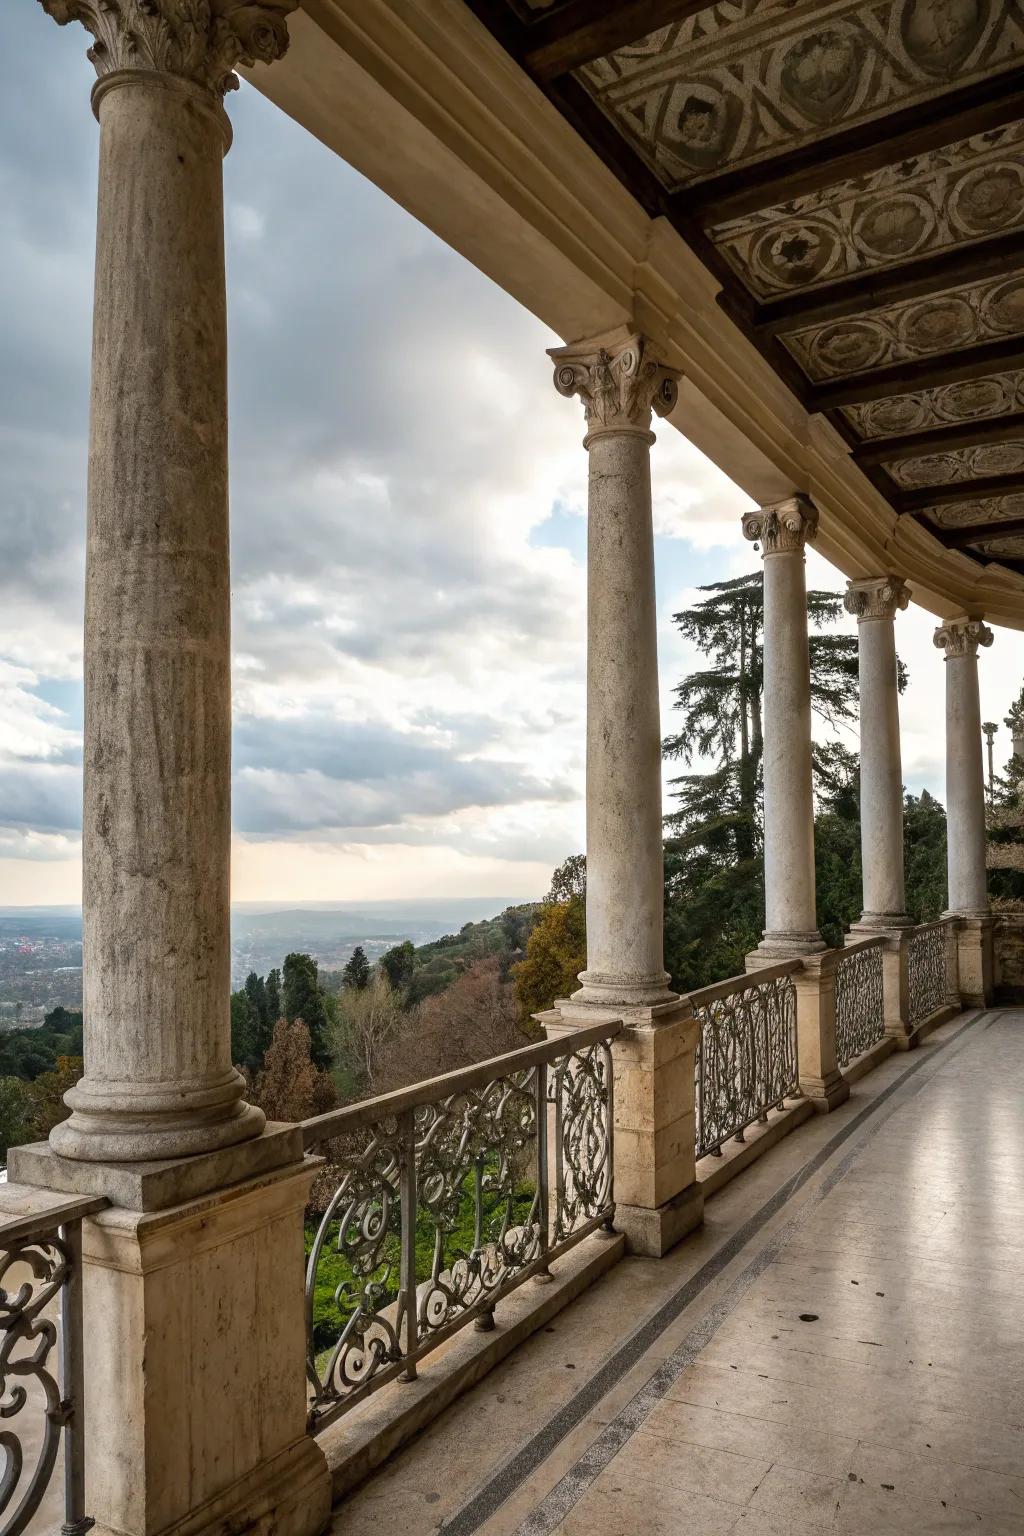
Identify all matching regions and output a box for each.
[0,899,518,1026]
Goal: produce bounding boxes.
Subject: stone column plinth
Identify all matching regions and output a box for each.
[793,953,849,1111]
[743,497,824,964]
[548,328,678,1012]
[935,618,995,1005]
[845,577,912,929]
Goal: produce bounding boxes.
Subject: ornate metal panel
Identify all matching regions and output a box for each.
[302,1022,619,1432]
[834,944,885,1069]
[694,970,799,1161]
[907,924,949,1025]
[0,1208,95,1536]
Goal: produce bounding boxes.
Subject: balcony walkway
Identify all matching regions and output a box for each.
[331,1008,1024,1536]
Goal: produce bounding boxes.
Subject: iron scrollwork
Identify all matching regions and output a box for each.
[834,945,885,1068]
[908,925,947,1025]
[550,1041,613,1242]
[694,971,799,1160]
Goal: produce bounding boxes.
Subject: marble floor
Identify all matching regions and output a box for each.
[331,1009,1024,1535]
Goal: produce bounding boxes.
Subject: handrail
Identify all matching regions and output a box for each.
[682,957,802,1014]
[300,1016,623,1149]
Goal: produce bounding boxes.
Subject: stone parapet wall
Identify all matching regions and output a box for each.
[993,912,1024,1003]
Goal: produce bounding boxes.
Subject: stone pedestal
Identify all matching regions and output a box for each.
[844,577,912,928]
[792,954,850,1112]
[742,498,824,964]
[538,1003,703,1258]
[956,915,994,1007]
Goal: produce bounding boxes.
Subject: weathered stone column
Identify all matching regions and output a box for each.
[935,617,995,1004]
[549,328,678,1011]
[540,327,702,1258]
[13,9,333,1536]
[37,0,296,1163]
[743,497,824,964]
[845,577,911,927]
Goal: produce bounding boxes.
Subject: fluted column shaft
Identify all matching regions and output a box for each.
[38,0,298,1162]
[845,577,910,926]
[550,329,679,1009]
[935,619,993,916]
[743,497,823,960]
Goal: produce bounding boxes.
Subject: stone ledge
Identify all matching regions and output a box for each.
[697,1098,815,1201]
[840,1035,896,1087]
[909,1003,961,1046]
[7,1122,303,1212]
[318,1230,625,1503]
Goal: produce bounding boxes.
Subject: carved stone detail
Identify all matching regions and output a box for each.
[925,494,1024,529]
[38,0,298,97]
[741,495,818,555]
[889,440,1024,490]
[842,370,1024,441]
[844,576,910,622]
[933,619,994,659]
[549,330,680,437]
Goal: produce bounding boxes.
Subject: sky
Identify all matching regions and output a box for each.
[3,7,1023,909]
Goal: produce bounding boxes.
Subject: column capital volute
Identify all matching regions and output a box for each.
[843,575,910,623]
[741,494,818,556]
[548,326,680,442]
[933,617,994,659]
[38,0,298,99]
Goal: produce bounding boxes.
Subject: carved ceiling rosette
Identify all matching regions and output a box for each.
[741,495,818,555]
[38,0,298,96]
[933,618,994,658]
[549,331,680,437]
[844,576,910,622]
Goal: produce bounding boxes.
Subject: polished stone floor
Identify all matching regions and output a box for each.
[333,1009,1024,1535]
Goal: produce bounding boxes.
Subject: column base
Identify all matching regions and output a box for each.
[50,1067,265,1163]
[614,1182,704,1258]
[571,969,678,1010]
[746,931,825,969]
[852,912,914,930]
[8,1123,301,1212]
[798,1070,850,1113]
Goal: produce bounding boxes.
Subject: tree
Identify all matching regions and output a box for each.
[266,967,281,1024]
[282,952,330,1069]
[341,945,371,991]
[24,1056,81,1142]
[332,971,403,1095]
[253,1017,337,1124]
[0,1077,29,1162]
[230,989,255,1068]
[379,940,415,992]
[376,958,533,1094]
[547,854,586,903]
[904,790,948,920]
[512,889,586,1022]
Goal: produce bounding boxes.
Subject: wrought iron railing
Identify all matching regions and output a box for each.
[0,1193,106,1536]
[300,1019,620,1432]
[691,961,801,1161]
[907,920,956,1025]
[834,939,885,1069]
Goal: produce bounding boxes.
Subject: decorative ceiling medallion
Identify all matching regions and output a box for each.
[928,493,1024,526]
[841,370,1024,438]
[888,440,1024,487]
[972,535,1024,556]
[578,0,1024,191]
[784,270,1024,382]
[711,121,1024,298]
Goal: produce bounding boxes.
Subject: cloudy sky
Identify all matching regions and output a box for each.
[3,7,1023,909]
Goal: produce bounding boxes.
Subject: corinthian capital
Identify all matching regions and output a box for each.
[549,328,679,439]
[741,495,818,556]
[844,575,910,623]
[38,0,298,97]
[934,618,994,659]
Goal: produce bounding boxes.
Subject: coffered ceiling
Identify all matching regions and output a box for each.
[465,0,1024,576]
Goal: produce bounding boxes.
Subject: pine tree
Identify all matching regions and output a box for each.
[282,952,331,1069]
[266,967,281,1024]
[341,945,371,991]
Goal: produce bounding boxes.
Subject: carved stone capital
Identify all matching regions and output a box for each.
[933,618,994,659]
[741,495,818,556]
[843,575,910,623]
[549,328,680,440]
[38,0,298,98]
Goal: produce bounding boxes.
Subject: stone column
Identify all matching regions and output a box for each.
[36,0,299,1164]
[935,617,995,1005]
[549,328,679,1011]
[742,497,824,964]
[845,578,911,927]
[14,9,333,1536]
[541,328,702,1258]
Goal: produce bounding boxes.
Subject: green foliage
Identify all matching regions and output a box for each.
[903,790,947,920]
[282,951,331,1069]
[230,989,255,1068]
[403,908,540,1005]
[341,945,371,991]
[547,854,586,903]
[0,1076,29,1162]
[379,940,415,992]
[0,1007,83,1082]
